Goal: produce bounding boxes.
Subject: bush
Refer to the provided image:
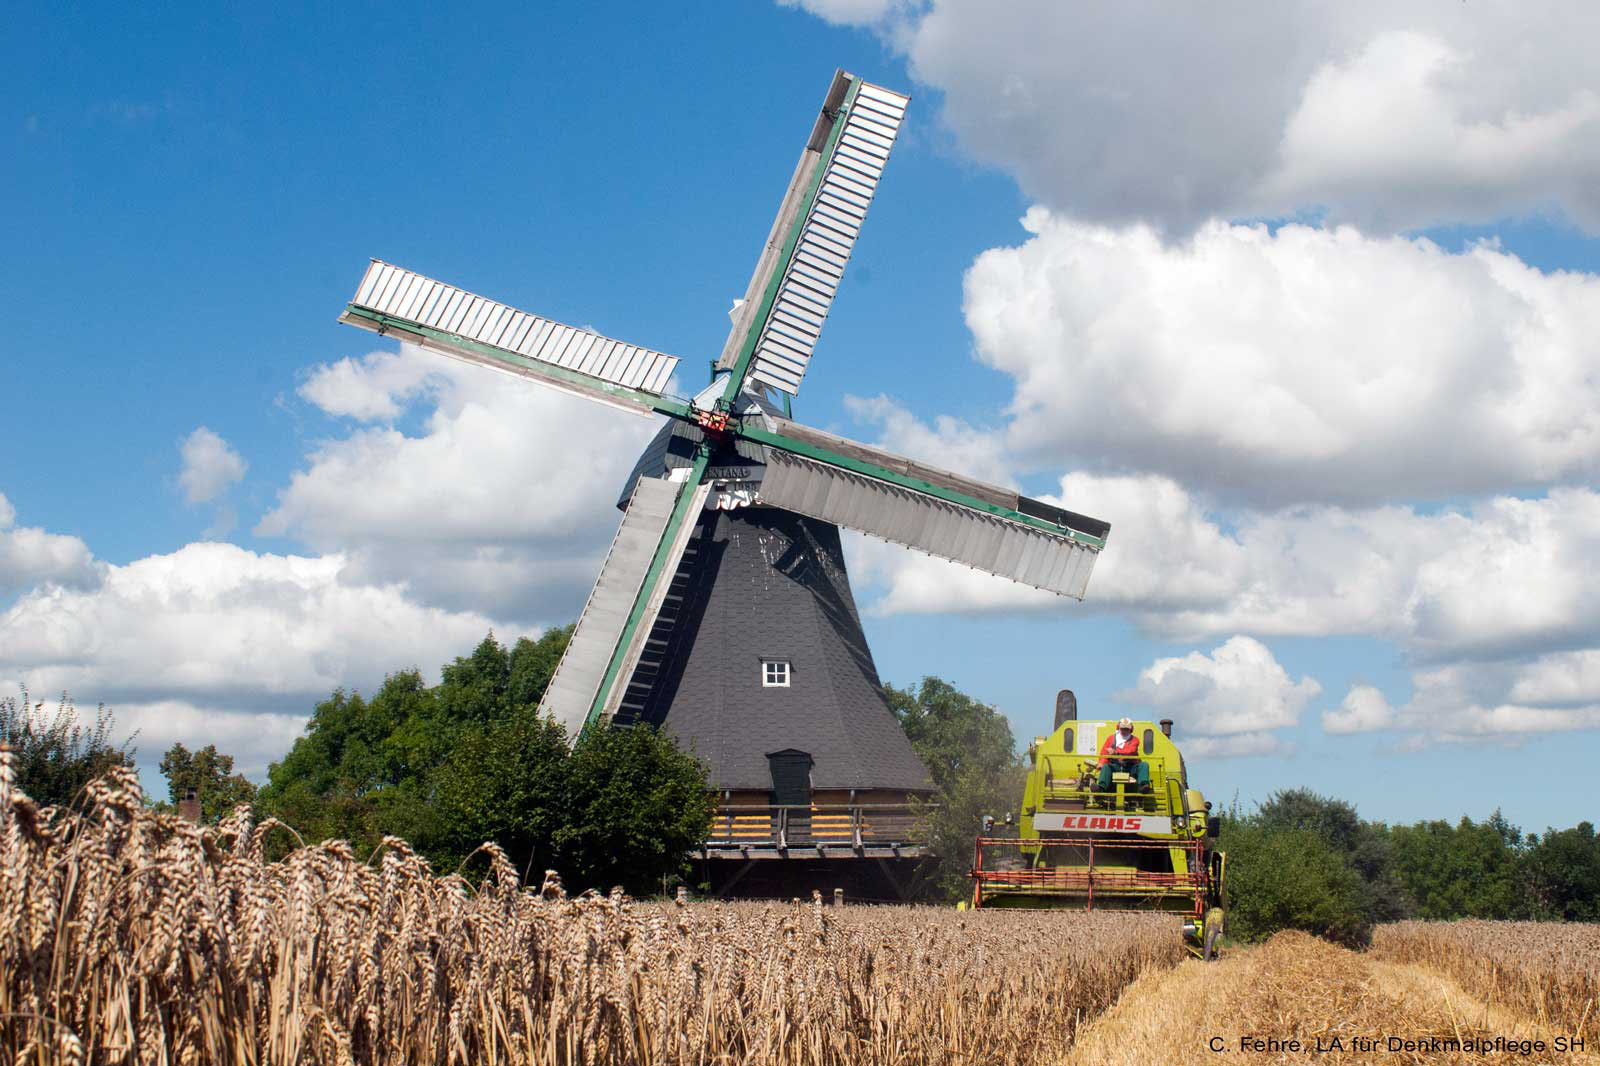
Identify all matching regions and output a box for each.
[553,724,716,896]
[259,630,712,893]
[0,690,133,808]
[1221,821,1371,946]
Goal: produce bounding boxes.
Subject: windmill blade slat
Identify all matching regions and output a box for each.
[519,319,554,358]
[340,260,681,418]
[855,81,909,111]
[539,476,694,737]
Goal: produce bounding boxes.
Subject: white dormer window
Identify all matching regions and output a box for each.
[762,660,791,687]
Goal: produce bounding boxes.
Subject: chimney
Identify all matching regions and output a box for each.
[1159,719,1173,738]
[178,788,201,823]
[1053,689,1077,730]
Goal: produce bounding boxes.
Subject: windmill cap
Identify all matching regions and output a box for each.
[1117,716,1133,730]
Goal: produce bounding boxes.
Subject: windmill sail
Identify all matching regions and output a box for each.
[720,73,910,398]
[749,420,1109,599]
[540,475,711,736]
[340,261,679,417]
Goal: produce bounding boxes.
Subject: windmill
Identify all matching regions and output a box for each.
[339,71,1110,895]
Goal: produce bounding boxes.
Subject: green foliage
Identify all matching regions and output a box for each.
[0,690,133,808]
[554,724,716,896]
[433,708,572,873]
[1524,821,1600,921]
[1388,812,1530,920]
[1224,790,1600,943]
[1222,821,1370,946]
[259,627,711,894]
[258,631,571,853]
[158,742,258,823]
[1253,789,1409,928]
[1218,789,1399,946]
[886,677,1026,901]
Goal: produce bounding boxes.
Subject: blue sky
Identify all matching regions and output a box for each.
[6,1,1600,832]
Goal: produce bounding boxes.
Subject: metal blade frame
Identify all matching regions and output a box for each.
[340,259,690,420]
[583,457,713,731]
[715,75,865,408]
[341,307,690,420]
[540,476,684,737]
[738,420,1109,550]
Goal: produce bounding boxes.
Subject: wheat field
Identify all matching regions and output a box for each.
[0,752,1182,1065]
[1066,929,1599,1066]
[1371,920,1600,1042]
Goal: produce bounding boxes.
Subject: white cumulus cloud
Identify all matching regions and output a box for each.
[855,468,1600,666]
[114,700,311,782]
[260,344,658,621]
[177,427,247,504]
[297,348,441,422]
[1183,732,1298,760]
[964,213,1600,506]
[1322,684,1398,735]
[842,394,1016,488]
[1116,636,1321,745]
[1506,650,1600,707]
[1264,31,1600,233]
[0,492,102,596]
[1329,660,1600,746]
[847,1,1600,233]
[0,541,517,776]
[1,542,507,704]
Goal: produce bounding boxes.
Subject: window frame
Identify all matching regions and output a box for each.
[761,659,792,688]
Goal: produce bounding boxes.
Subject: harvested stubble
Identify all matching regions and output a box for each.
[1,753,1182,1065]
[1372,921,1600,1042]
[1068,930,1598,1066]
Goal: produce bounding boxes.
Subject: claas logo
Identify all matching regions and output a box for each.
[1057,815,1143,831]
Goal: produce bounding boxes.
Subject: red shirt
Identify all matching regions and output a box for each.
[1098,730,1139,764]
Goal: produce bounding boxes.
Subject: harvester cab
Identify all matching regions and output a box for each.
[970,690,1228,960]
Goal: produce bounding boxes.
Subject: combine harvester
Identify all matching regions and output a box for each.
[970,692,1228,960]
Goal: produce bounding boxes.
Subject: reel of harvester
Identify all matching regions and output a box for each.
[969,692,1228,960]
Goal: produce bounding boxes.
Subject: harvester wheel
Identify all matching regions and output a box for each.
[1202,906,1225,961]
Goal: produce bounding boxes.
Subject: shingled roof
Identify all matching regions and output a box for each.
[618,506,933,794]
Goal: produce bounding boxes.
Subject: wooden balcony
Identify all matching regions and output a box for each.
[700,803,928,859]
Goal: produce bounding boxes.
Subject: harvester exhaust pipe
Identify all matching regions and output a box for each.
[1159,719,1173,737]
[1054,689,1077,730]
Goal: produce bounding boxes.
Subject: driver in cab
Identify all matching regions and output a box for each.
[1096,716,1151,795]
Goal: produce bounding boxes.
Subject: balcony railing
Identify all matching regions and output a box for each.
[705,803,926,850]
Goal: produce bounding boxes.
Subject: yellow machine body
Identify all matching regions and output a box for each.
[971,717,1227,958]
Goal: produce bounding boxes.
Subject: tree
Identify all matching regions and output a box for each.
[257,676,440,853]
[258,626,714,893]
[158,742,258,823]
[1254,788,1410,927]
[1525,821,1600,921]
[0,691,133,808]
[257,630,574,855]
[1389,812,1530,919]
[432,708,572,875]
[886,677,1027,901]
[553,724,715,896]
[508,625,571,708]
[1221,820,1370,946]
